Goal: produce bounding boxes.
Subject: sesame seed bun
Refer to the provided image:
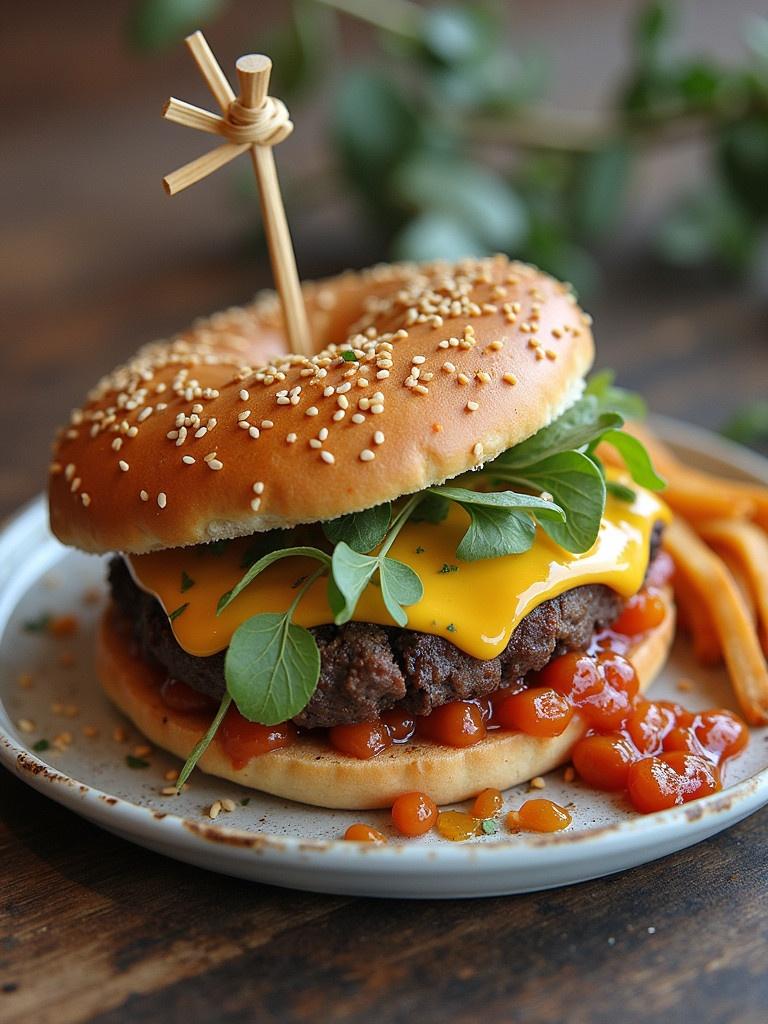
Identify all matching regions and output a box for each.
[49,257,594,555]
[96,588,674,809]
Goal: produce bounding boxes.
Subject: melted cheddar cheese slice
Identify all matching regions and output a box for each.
[128,483,669,661]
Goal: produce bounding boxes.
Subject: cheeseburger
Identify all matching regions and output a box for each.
[48,256,673,809]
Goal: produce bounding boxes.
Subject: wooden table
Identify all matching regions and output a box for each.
[2,4,768,1021]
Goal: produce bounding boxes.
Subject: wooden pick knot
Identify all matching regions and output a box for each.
[224,96,293,147]
[162,31,311,357]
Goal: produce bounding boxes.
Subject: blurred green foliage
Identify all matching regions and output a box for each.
[130,0,768,295]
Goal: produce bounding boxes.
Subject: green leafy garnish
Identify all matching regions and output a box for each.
[225,610,321,725]
[168,603,189,622]
[180,570,196,593]
[177,693,231,789]
[126,755,150,769]
[438,563,459,574]
[481,818,499,835]
[322,502,391,553]
[33,739,50,752]
[340,349,358,363]
[597,429,665,490]
[218,546,331,614]
[240,797,251,806]
[23,613,51,634]
[446,623,457,633]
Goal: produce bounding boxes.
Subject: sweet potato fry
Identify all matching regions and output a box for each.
[664,518,768,725]
[697,518,768,651]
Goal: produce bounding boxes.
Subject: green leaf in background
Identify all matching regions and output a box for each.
[392,211,487,262]
[722,401,768,449]
[393,155,528,251]
[379,558,424,627]
[657,189,757,271]
[127,0,226,51]
[322,503,391,553]
[420,6,493,67]
[633,0,674,65]
[225,614,320,725]
[334,70,421,206]
[718,116,768,220]
[258,0,336,99]
[599,430,666,490]
[571,142,631,241]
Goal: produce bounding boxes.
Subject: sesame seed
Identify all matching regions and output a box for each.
[111,438,123,451]
[137,406,153,423]
[466,401,479,412]
[208,800,222,820]
[261,420,273,429]
[337,394,349,410]
[194,427,207,438]
[250,497,261,512]
[157,492,167,509]
[309,439,322,449]
[182,456,195,466]
[376,369,390,379]
[237,410,251,421]
[473,442,484,458]
[140,490,148,502]
[118,460,129,472]
[488,340,503,351]
[373,431,385,445]
[476,371,492,384]
[412,355,426,365]
[208,459,224,471]
[502,373,518,385]
[351,413,365,424]
[239,389,250,401]
[359,449,375,462]
[371,404,385,414]
[530,776,546,790]
[333,410,346,422]
[320,451,335,465]
[437,340,450,349]
[253,481,264,494]
[318,427,329,442]
[203,451,217,462]
[286,433,297,444]
[18,718,36,734]
[442,361,456,373]
[81,493,91,507]
[457,373,470,385]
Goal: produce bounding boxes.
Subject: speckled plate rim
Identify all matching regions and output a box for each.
[1,416,768,897]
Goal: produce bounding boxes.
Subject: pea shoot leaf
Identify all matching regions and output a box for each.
[322,502,391,553]
[412,491,451,524]
[584,370,647,421]
[330,543,379,624]
[225,614,321,726]
[379,558,423,627]
[496,450,607,552]
[495,395,623,469]
[217,546,331,614]
[176,694,232,789]
[598,429,666,490]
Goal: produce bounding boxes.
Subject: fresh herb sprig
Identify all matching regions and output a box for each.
[176,373,663,786]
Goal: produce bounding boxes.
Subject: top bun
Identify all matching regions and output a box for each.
[49,257,594,554]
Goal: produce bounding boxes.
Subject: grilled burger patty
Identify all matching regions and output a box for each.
[109,523,661,729]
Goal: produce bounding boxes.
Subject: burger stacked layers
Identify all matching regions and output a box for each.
[48,257,672,808]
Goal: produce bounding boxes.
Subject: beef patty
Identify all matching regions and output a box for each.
[109,522,662,729]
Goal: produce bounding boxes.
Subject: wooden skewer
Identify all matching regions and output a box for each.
[235,54,311,359]
[162,32,312,358]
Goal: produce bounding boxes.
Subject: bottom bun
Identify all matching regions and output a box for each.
[97,589,675,809]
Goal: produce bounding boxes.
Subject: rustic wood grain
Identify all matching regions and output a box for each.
[2,4,768,1023]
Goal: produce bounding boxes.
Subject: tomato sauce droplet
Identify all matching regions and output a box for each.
[391,791,438,836]
[494,686,574,737]
[471,788,503,819]
[437,810,480,842]
[417,700,487,747]
[512,799,572,832]
[330,720,392,759]
[627,752,721,813]
[344,823,387,843]
[380,709,416,743]
[218,706,295,770]
[611,589,667,636]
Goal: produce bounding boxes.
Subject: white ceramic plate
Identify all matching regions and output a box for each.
[2,417,767,898]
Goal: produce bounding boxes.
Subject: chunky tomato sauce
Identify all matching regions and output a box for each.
[158,569,747,819]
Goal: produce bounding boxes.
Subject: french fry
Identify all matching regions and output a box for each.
[709,544,757,623]
[672,571,721,665]
[623,422,767,527]
[697,519,768,650]
[664,518,768,725]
